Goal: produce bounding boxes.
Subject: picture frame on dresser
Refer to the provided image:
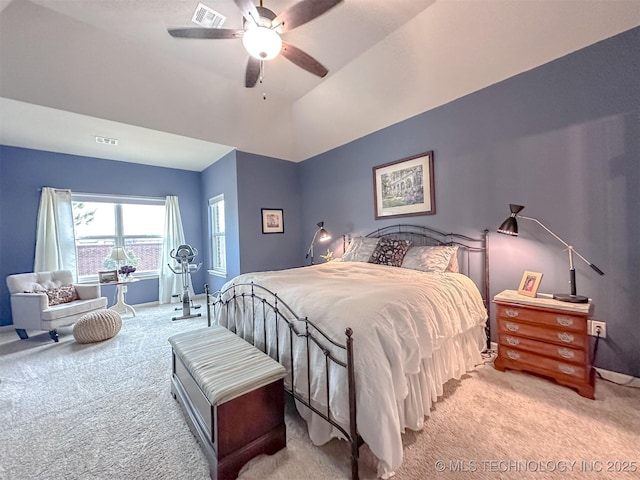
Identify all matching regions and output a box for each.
[517,271,543,297]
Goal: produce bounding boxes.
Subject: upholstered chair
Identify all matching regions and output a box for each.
[6,270,108,342]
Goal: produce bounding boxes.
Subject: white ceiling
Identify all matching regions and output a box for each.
[1,0,639,171]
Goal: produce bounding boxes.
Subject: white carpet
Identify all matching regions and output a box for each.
[1,302,638,480]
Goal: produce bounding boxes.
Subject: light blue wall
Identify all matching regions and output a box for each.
[236,151,302,273]
[200,150,240,293]
[0,146,205,322]
[299,27,640,377]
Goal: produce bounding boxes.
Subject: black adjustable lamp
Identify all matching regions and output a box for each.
[497,204,604,303]
[306,221,331,265]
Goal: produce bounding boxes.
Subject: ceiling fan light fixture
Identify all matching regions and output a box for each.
[242,26,282,60]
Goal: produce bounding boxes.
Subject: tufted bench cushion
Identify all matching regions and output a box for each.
[73,309,122,343]
[168,325,287,480]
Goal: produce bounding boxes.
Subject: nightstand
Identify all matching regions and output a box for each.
[493,289,595,399]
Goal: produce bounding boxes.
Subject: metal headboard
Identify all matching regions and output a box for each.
[345,224,491,349]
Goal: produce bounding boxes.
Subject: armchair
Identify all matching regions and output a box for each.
[6,270,108,342]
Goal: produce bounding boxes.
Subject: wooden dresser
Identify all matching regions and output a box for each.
[493,290,595,399]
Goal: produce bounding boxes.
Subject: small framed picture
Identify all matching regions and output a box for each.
[261,208,284,234]
[99,270,118,283]
[518,271,543,297]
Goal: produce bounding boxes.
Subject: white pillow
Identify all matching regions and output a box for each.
[342,237,380,262]
[401,245,459,273]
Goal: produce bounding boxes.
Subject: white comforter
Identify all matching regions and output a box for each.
[214,261,487,477]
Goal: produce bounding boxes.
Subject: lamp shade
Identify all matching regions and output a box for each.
[242,26,282,60]
[110,247,129,262]
[317,221,331,242]
[497,204,525,236]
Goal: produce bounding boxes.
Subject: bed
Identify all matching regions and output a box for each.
[206,224,490,479]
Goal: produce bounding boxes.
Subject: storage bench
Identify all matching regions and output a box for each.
[168,326,287,480]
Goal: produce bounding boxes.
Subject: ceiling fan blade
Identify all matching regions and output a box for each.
[281,42,328,78]
[245,57,261,88]
[234,0,261,26]
[168,28,242,39]
[274,0,343,33]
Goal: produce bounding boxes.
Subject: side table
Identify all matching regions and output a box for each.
[102,278,139,318]
[493,289,595,399]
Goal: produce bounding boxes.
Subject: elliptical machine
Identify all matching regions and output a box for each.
[168,244,202,321]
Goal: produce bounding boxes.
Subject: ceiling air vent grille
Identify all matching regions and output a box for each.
[191,3,226,28]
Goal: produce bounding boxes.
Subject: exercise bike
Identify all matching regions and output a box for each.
[167,244,202,321]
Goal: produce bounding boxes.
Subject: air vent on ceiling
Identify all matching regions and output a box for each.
[191,2,226,28]
[95,136,118,146]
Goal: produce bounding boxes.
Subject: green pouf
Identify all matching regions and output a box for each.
[73,309,122,343]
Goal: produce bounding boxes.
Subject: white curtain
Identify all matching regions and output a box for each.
[34,187,77,279]
[158,195,191,304]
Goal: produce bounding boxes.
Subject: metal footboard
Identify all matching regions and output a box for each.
[205,282,360,480]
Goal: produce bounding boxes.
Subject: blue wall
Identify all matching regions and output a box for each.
[200,150,240,293]
[299,27,640,377]
[0,146,206,321]
[236,152,303,273]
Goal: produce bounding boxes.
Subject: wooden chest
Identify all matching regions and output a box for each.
[169,326,287,479]
[493,290,595,399]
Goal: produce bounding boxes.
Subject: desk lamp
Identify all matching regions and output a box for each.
[497,204,604,303]
[306,221,331,265]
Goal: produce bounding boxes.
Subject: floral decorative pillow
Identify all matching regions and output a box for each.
[342,237,380,262]
[368,238,412,267]
[401,245,459,273]
[46,285,79,306]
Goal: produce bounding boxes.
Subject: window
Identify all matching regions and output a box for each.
[72,194,165,282]
[209,195,226,276]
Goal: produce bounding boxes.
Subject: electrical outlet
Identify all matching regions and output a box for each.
[122,285,128,293]
[588,320,606,338]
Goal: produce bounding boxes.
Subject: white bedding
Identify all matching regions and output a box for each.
[214,261,487,477]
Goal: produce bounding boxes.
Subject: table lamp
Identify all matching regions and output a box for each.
[497,204,604,303]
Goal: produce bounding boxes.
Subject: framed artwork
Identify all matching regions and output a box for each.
[99,270,118,283]
[518,271,543,297]
[261,208,284,234]
[373,151,435,219]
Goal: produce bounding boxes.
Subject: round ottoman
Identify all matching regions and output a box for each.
[73,309,122,344]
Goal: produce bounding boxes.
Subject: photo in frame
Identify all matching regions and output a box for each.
[518,271,543,297]
[373,151,435,219]
[99,270,118,284]
[261,208,284,234]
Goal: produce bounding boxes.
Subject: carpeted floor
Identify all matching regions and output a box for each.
[1,302,638,480]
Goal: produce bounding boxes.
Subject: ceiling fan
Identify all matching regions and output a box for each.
[168,0,343,88]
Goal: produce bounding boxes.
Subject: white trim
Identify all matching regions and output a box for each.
[595,367,640,387]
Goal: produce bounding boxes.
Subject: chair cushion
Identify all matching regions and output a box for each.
[73,309,122,344]
[41,298,108,321]
[45,285,79,305]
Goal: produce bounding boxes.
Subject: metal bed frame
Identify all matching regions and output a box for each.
[206,224,489,480]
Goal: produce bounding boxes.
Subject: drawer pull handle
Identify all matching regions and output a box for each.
[506,337,520,346]
[505,309,519,318]
[506,322,520,332]
[507,350,521,360]
[558,364,576,375]
[557,317,574,327]
[558,348,575,359]
[557,332,574,343]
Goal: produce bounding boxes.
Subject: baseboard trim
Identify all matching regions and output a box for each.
[595,367,640,387]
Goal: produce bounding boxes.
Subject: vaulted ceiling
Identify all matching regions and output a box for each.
[1,0,638,171]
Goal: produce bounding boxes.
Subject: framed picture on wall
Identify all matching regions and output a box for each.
[261,208,284,234]
[373,151,435,219]
[518,271,543,297]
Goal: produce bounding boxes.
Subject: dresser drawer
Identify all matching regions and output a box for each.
[497,319,588,350]
[496,305,586,333]
[499,333,586,364]
[500,347,588,381]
